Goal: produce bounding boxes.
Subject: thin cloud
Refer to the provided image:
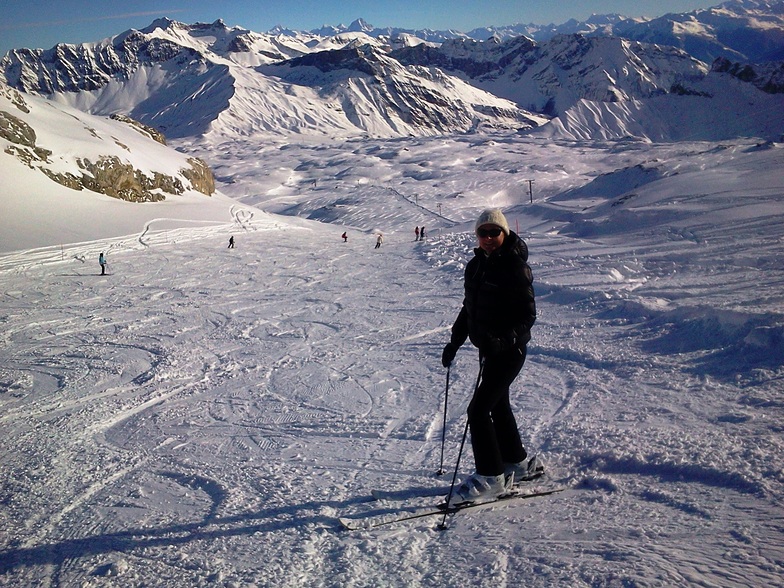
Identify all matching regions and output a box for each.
[0,10,188,31]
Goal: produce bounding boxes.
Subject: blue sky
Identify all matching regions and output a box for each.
[0,1,723,56]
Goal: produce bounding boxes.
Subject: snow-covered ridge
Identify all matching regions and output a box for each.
[0,18,545,140]
[1,1,782,142]
[393,34,709,117]
[312,1,784,63]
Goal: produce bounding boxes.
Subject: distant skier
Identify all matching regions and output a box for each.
[375,233,383,249]
[415,226,420,241]
[342,232,348,242]
[419,226,426,241]
[440,209,539,506]
[98,252,107,275]
[228,235,235,249]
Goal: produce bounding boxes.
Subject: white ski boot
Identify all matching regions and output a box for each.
[447,473,509,507]
[504,455,545,486]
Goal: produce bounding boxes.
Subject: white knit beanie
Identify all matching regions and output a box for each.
[475,208,510,235]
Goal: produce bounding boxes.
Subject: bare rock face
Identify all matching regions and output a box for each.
[712,57,784,94]
[110,113,168,145]
[0,109,36,147]
[76,156,169,202]
[1,109,52,164]
[182,157,216,195]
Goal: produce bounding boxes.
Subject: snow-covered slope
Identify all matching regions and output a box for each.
[530,71,784,141]
[0,4,782,586]
[394,33,710,118]
[258,44,545,137]
[0,84,251,252]
[0,133,782,586]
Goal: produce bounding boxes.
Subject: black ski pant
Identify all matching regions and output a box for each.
[467,347,528,477]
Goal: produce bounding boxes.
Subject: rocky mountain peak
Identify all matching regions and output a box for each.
[0,1,782,141]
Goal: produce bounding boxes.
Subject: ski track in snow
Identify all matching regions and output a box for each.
[0,136,783,587]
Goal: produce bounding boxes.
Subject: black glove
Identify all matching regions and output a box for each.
[441,342,459,367]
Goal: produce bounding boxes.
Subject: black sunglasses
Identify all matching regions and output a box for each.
[477,227,503,238]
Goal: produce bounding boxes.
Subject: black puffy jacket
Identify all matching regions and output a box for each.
[449,231,536,355]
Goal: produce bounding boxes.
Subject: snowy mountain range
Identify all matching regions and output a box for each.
[296,1,784,64]
[1,0,782,142]
[0,19,545,140]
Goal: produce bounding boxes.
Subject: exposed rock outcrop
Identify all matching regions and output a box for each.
[1,85,216,201]
[712,57,784,93]
[182,157,216,195]
[110,113,168,144]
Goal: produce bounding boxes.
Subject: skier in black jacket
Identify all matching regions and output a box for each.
[441,208,540,506]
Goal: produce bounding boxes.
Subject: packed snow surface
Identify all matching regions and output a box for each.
[1,132,783,586]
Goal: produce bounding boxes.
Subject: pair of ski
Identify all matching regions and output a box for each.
[339,480,566,531]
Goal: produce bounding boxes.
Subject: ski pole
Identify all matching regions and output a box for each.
[436,365,450,476]
[439,418,469,531]
[440,357,484,530]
